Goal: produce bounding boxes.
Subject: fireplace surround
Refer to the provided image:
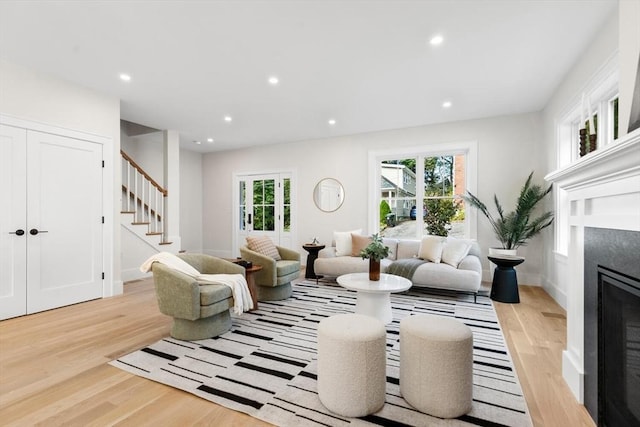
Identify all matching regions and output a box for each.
[546,129,640,419]
[584,227,640,425]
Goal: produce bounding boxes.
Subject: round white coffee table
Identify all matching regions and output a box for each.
[337,273,412,324]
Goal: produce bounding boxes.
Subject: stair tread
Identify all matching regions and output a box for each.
[121,211,135,214]
[146,232,162,236]
[131,222,150,225]
[159,241,173,245]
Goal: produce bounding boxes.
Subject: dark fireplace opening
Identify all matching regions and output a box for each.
[598,266,640,427]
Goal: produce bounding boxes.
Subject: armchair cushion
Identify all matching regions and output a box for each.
[200,284,233,306]
[246,235,281,260]
[276,260,301,277]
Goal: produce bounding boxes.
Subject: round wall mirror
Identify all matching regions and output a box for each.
[313,178,344,212]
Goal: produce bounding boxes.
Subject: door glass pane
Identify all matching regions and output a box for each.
[253,180,264,204]
[254,205,264,230]
[239,181,246,230]
[264,180,275,204]
[265,206,275,231]
[283,178,291,232]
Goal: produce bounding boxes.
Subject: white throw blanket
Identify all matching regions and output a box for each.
[140,252,253,315]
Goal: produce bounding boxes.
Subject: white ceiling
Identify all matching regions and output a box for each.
[0,1,616,153]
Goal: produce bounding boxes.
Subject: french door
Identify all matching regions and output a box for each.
[0,124,104,320]
[235,172,294,254]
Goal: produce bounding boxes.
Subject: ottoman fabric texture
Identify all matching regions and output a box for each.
[400,314,473,418]
[317,313,387,417]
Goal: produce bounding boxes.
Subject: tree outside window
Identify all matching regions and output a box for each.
[379,154,466,239]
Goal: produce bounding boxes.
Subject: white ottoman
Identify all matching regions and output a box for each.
[317,313,387,417]
[400,314,473,418]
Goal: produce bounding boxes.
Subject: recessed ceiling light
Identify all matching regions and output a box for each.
[268,76,279,85]
[119,73,131,82]
[442,101,452,108]
[429,35,444,46]
[224,115,233,122]
[207,138,214,143]
[328,119,337,126]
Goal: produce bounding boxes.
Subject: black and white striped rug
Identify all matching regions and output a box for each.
[111,280,532,426]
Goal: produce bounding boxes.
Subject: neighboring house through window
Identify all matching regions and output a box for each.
[368,142,478,240]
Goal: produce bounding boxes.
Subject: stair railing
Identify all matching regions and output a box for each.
[121,150,168,240]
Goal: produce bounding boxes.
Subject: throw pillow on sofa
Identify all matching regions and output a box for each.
[246,235,281,260]
[418,236,444,263]
[441,239,472,267]
[351,233,372,257]
[334,229,362,256]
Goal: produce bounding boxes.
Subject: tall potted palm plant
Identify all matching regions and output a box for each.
[464,171,554,254]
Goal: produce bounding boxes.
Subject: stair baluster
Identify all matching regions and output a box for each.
[120,150,169,245]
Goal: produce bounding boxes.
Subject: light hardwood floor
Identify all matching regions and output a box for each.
[0,279,594,426]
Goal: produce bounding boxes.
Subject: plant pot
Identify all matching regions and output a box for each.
[369,258,380,281]
[488,248,517,279]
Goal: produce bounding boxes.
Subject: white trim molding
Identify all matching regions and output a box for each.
[545,128,640,402]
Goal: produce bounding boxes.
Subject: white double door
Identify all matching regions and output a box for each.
[235,172,294,253]
[0,124,104,320]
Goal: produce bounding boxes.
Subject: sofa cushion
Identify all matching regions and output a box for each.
[418,236,444,263]
[396,240,420,260]
[382,238,399,260]
[334,229,362,256]
[351,233,372,257]
[441,239,472,267]
[246,236,281,260]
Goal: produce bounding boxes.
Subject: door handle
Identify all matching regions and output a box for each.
[247,213,252,225]
[29,229,49,236]
[9,229,25,236]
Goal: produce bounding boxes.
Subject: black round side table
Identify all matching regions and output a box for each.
[488,255,525,303]
[303,244,325,279]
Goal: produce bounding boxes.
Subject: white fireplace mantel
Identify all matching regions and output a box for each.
[545,129,640,403]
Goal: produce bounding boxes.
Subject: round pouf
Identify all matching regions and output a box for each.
[317,313,387,417]
[400,314,473,418]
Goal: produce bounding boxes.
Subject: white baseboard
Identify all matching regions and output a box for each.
[562,350,584,403]
[122,268,152,283]
[542,275,567,309]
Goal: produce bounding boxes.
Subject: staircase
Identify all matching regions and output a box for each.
[121,150,173,249]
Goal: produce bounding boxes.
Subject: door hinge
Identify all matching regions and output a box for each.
[102,272,105,280]
[102,160,105,168]
[101,216,104,224]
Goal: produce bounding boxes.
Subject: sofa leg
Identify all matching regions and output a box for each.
[474,292,477,304]
[171,311,232,341]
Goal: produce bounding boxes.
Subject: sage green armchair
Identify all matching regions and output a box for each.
[239,245,301,301]
[151,253,245,340]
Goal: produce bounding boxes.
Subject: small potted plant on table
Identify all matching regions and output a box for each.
[359,233,390,281]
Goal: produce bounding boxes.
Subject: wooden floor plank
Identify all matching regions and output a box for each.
[0,278,593,426]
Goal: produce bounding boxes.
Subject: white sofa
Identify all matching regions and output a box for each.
[314,237,482,300]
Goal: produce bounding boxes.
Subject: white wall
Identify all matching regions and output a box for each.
[203,112,547,285]
[121,129,164,186]
[540,8,619,308]
[0,59,122,293]
[180,149,203,252]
